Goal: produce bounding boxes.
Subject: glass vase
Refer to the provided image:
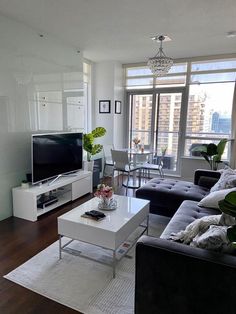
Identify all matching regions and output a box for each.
[98,197,117,211]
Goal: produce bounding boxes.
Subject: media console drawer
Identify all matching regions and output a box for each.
[72,175,92,200]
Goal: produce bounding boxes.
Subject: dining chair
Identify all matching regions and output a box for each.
[131,153,150,178]
[103,144,114,177]
[111,149,141,195]
[141,151,165,179]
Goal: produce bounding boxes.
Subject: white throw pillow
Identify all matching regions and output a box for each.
[190,225,234,253]
[198,187,236,209]
[210,167,236,192]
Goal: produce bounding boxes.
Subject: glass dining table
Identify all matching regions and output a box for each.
[120,148,154,188]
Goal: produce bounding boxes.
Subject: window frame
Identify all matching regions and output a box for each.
[124,54,236,163]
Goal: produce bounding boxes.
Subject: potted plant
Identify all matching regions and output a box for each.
[83,127,106,171]
[21,179,29,189]
[191,138,228,171]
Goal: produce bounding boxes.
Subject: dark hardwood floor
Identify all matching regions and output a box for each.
[0,176,142,314]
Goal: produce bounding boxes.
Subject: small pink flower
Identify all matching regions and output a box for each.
[94,184,113,199]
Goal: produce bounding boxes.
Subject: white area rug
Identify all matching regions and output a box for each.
[4,215,169,314]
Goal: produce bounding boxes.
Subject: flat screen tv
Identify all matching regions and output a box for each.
[32,132,83,184]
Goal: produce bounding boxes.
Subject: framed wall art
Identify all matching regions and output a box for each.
[99,100,111,113]
[115,100,122,114]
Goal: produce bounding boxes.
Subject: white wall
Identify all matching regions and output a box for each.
[94,61,124,148]
[0,15,84,221]
[94,62,114,144]
[113,63,125,148]
[181,157,225,181]
[181,157,213,181]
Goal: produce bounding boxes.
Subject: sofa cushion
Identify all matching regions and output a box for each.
[136,178,209,217]
[160,200,220,240]
[210,166,236,192]
[198,186,236,209]
[198,176,219,189]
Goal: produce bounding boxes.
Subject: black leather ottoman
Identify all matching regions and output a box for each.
[136,178,209,217]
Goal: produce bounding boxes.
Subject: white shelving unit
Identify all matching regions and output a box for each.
[12,170,92,222]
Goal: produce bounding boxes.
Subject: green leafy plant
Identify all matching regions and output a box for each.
[83,127,106,161]
[191,139,228,170]
[219,191,236,244]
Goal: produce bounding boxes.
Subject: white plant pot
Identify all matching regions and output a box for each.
[21,182,29,189]
[83,160,94,172]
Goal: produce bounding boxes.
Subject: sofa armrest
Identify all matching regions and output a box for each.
[135,235,236,314]
[194,168,221,185]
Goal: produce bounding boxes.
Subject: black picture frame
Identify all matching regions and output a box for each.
[115,100,122,114]
[99,100,111,113]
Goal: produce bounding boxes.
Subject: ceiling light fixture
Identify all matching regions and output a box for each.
[147,35,173,76]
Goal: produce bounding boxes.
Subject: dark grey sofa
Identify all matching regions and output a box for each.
[135,201,236,314]
[135,169,236,314]
[136,169,220,217]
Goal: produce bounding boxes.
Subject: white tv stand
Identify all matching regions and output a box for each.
[12,170,92,222]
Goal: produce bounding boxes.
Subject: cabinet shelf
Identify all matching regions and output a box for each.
[37,190,72,216]
[13,171,92,222]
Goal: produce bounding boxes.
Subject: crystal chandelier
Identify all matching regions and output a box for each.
[147,35,173,77]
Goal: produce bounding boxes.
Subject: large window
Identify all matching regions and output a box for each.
[185,82,234,158]
[125,63,187,89]
[129,94,153,146]
[125,56,236,169]
[185,59,236,159]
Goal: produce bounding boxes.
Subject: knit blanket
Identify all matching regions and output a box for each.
[169,213,235,252]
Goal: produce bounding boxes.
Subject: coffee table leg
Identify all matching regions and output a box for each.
[112,250,116,278]
[59,235,62,259]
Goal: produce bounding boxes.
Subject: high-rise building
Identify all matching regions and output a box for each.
[211,112,231,133]
[133,93,206,159]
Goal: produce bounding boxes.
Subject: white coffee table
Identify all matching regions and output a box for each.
[57,195,150,277]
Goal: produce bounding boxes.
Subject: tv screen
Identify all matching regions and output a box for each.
[32,133,83,184]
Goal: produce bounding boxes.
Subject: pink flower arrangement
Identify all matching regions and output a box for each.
[94,184,113,199]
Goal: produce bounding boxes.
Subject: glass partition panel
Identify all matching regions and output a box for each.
[191,59,236,72]
[168,63,187,73]
[126,77,153,89]
[126,67,152,77]
[191,72,236,84]
[154,92,182,171]
[186,83,234,137]
[156,75,186,87]
[129,94,153,148]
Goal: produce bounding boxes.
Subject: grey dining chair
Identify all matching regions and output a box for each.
[141,151,165,179]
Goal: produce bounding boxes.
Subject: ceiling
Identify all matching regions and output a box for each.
[0,0,235,63]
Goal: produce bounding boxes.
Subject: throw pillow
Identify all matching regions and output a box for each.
[191,225,234,253]
[198,187,236,209]
[210,166,236,192]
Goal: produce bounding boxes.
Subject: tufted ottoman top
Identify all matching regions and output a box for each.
[136,178,209,217]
